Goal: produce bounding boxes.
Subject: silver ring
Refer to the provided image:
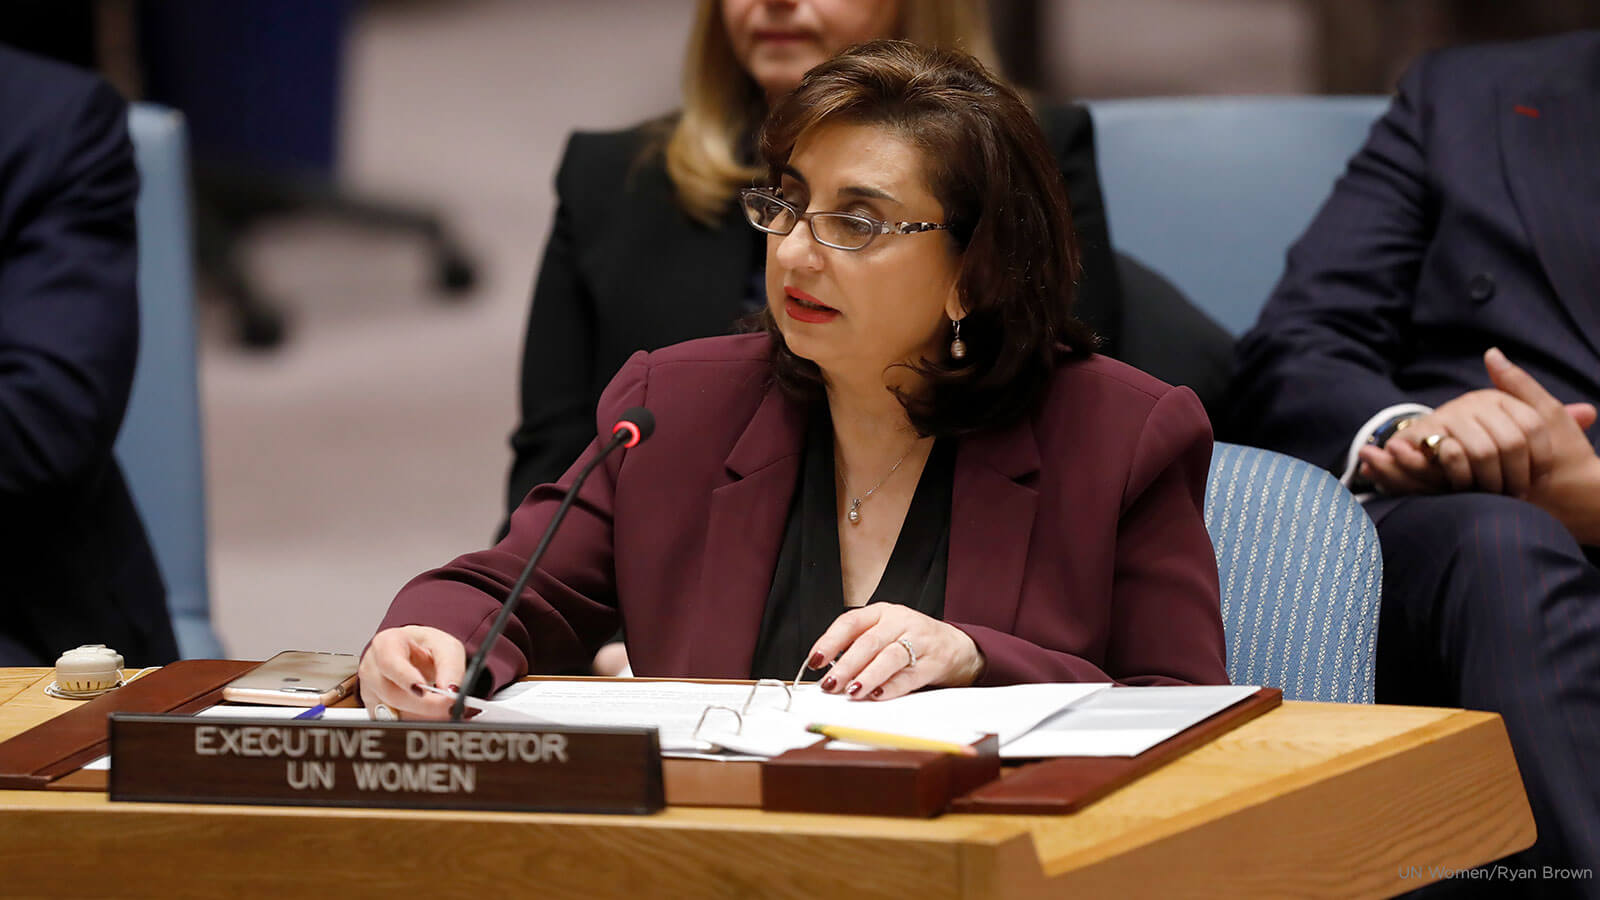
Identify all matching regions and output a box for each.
[897,637,917,669]
[371,703,397,721]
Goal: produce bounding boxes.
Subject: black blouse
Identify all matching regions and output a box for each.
[749,409,954,680]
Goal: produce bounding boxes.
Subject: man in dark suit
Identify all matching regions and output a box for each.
[1232,32,1600,889]
[0,45,178,667]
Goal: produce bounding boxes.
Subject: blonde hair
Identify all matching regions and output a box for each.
[664,0,1000,225]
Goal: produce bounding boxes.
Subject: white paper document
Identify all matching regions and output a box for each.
[465,680,821,757]
[999,685,1261,758]
[463,679,1112,759]
[82,682,1260,769]
[194,705,375,722]
[788,681,1108,745]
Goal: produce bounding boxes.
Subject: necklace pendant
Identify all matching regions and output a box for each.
[847,499,862,525]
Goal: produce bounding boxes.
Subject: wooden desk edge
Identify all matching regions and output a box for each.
[0,680,1531,857]
[0,673,1539,900]
[957,708,1535,899]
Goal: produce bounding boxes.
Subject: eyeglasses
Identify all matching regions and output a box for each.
[738,187,950,252]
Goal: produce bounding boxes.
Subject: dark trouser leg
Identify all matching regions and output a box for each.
[1373,493,1600,898]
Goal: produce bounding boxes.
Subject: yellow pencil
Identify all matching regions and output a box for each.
[806,723,978,756]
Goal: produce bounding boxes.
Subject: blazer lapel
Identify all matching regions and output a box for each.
[945,417,1041,633]
[686,382,806,677]
[1497,65,1600,360]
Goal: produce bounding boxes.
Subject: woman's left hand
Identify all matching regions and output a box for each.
[806,604,986,701]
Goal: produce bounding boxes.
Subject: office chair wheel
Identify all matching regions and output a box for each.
[435,250,478,297]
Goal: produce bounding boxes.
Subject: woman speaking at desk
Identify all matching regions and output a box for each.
[503,0,1134,524]
[363,42,1227,718]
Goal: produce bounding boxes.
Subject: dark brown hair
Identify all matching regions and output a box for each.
[756,39,1095,436]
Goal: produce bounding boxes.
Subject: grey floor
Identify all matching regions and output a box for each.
[204,0,1315,659]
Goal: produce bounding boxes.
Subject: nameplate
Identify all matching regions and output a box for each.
[108,713,664,814]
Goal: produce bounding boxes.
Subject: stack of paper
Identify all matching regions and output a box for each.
[453,680,1260,760]
[999,685,1261,758]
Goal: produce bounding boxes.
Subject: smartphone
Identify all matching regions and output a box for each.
[221,650,360,706]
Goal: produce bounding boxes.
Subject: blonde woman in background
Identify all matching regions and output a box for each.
[507,1,1129,674]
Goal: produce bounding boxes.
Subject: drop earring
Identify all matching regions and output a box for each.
[949,317,968,360]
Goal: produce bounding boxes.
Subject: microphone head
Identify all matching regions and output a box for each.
[611,407,656,448]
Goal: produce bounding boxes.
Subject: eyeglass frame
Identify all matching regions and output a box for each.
[738,187,950,252]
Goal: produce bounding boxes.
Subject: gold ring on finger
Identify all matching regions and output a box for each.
[1420,433,1446,462]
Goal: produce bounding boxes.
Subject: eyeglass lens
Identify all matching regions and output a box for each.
[742,193,876,250]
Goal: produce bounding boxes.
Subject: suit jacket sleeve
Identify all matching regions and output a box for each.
[0,79,139,501]
[384,352,647,692]
[1041,104,1123,358]
[960,385,1227,687]
[1229,60,1436,471]
[505,132,605,518]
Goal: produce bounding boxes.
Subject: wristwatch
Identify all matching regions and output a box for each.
[1352,413,1423,494]
[1369,413,1421,449]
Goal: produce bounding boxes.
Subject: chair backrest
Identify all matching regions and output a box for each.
[1205,442,1381,702]
[1088,96,1388,336]
[115,104,224,658]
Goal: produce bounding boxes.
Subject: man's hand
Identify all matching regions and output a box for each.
[1482,348,1600,544]
[1357,350,1595,498]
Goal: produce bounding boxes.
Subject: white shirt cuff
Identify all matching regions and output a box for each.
[1341,402,1434,490]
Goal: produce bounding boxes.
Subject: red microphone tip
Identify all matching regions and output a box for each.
[612,420,643,448]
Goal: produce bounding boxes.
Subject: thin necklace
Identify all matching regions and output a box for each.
[838,446,914,526]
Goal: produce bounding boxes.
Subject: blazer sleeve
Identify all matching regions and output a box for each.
[386,351,649,692]
[0,79,139,501]
[504,132,605,519]
[1104,386,1227,685]
[1041,103,1123,358]
[1229,59,1436,471]
[958,385,1227,687]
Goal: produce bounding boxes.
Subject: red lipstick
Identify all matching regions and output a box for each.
[784,286,839,324]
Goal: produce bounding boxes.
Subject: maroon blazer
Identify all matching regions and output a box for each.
[381,333,1227,691]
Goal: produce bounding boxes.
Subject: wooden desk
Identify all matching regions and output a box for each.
[0,668,1533,898]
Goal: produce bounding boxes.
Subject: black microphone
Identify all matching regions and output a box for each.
[450,407,655,721]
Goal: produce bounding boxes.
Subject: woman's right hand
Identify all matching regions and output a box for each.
[358,626,468,720]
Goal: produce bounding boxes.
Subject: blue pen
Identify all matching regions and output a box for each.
[294,704,327,720]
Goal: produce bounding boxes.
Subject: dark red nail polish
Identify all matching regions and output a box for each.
[846,681,862,696]
[446,684,460,693]
[807,651,825,669]
[870,687,883,699]
[821,676,837,691]
[409,683,426,697]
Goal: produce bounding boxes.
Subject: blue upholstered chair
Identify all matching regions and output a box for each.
[1087,96,1388,336]
[1204,442,1381,702]
[116,104,224,658]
